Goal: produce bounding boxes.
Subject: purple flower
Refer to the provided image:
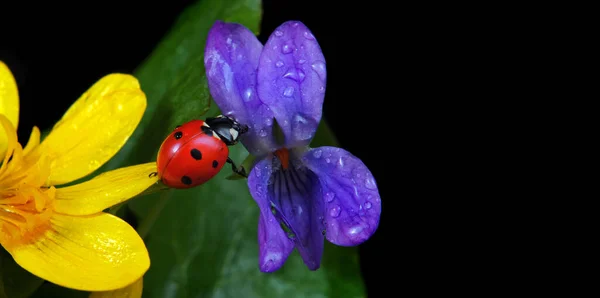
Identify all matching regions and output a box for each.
[204,20,382,272]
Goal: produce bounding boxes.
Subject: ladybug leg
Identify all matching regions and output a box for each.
[227,157,248,178]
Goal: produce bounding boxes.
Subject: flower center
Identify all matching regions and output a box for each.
[0,115,53,247]
[274,148,290,170]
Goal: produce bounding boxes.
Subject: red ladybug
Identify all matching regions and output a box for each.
[156,115,249,189]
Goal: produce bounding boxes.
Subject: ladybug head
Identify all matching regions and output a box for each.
[205,115,249,146]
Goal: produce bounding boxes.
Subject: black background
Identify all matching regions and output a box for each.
[1,0,405,296]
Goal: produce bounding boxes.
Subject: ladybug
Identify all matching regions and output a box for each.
[155,115,249,189]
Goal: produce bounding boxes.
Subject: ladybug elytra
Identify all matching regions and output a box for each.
[156,115,248,189]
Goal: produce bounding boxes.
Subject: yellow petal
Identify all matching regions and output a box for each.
[54,162,159,215]
[0,61,19,157]
[40,73,147,186]
[4,213,149,292]
[89,277,143,298]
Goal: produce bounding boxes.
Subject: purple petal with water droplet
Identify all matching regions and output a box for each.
[302,147,382,246]
[247,157,295,272]
[267,153,325,270]
[204,21,276,155]
[257,21,326,148]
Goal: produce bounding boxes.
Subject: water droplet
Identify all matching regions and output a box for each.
[274,30,283,37]
[329,205,341,217]
[349,225,364,236]
[254,166,262,177]
[311,61,326,81]
[283,69,296,80]
[283,86,294,97]
[292,22,299,27]
[313,149,322,158]
[303,31,315,40]
[298,70,305,81]
[364,202,372,209]
[292,113,316,141]
[325,158,331,163]
[259,129,268,137]
[257,185,264,196]
[282,44,293,54]
[298,59,306,64]
[264,118,273,126]
[365,175,377,190]
[338,157,345,168]
[319,86,325,93]
[324,192,335,202]
[243,88,253,101]
[275,61,284,67]
[226,37,232,44]
[272,45,278,50]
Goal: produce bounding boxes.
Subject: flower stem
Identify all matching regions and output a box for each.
[136,189,173,239]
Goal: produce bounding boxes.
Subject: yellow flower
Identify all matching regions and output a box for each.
[0,61,159,291]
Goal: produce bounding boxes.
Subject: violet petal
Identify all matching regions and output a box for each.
[268,155,325,270]
[204,20,276,155]
[302,147,382,246]
[247,157,295,272]
[257,21,326,148]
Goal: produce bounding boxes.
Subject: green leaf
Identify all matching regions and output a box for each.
[0,247,44,298]
[97,0,365,297]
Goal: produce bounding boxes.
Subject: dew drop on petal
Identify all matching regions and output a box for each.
[319,86,325,93]
[259,129,268,137]
[303,31,315,40]
[264,117,273,126]
[365,202,372,209]
[298,69,305,82]
[298,59,306,64]
[313,149,322,158]
[283,86,294,97]
[282,44,293,54]
[283,69,297,80]
[257,185,265,197]
[292,113,316,141]
[329,205,341,217]
[275,61,284,68]
[243,88,253,101]
[338,156,345,168]
[349,225,365,236]
[325,158,331,163]
[275,30,283,37]
[365,175,377,190]
[324,192,335,202]
[311,61,326,81]
[254,166,262,178]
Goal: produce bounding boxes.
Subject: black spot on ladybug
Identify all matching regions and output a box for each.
[201,126,213,135]
[181,176,192,185]
[148,172,158,178]
[174,131,183,139]
[190,148,202,160]
[212,160,219,168]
